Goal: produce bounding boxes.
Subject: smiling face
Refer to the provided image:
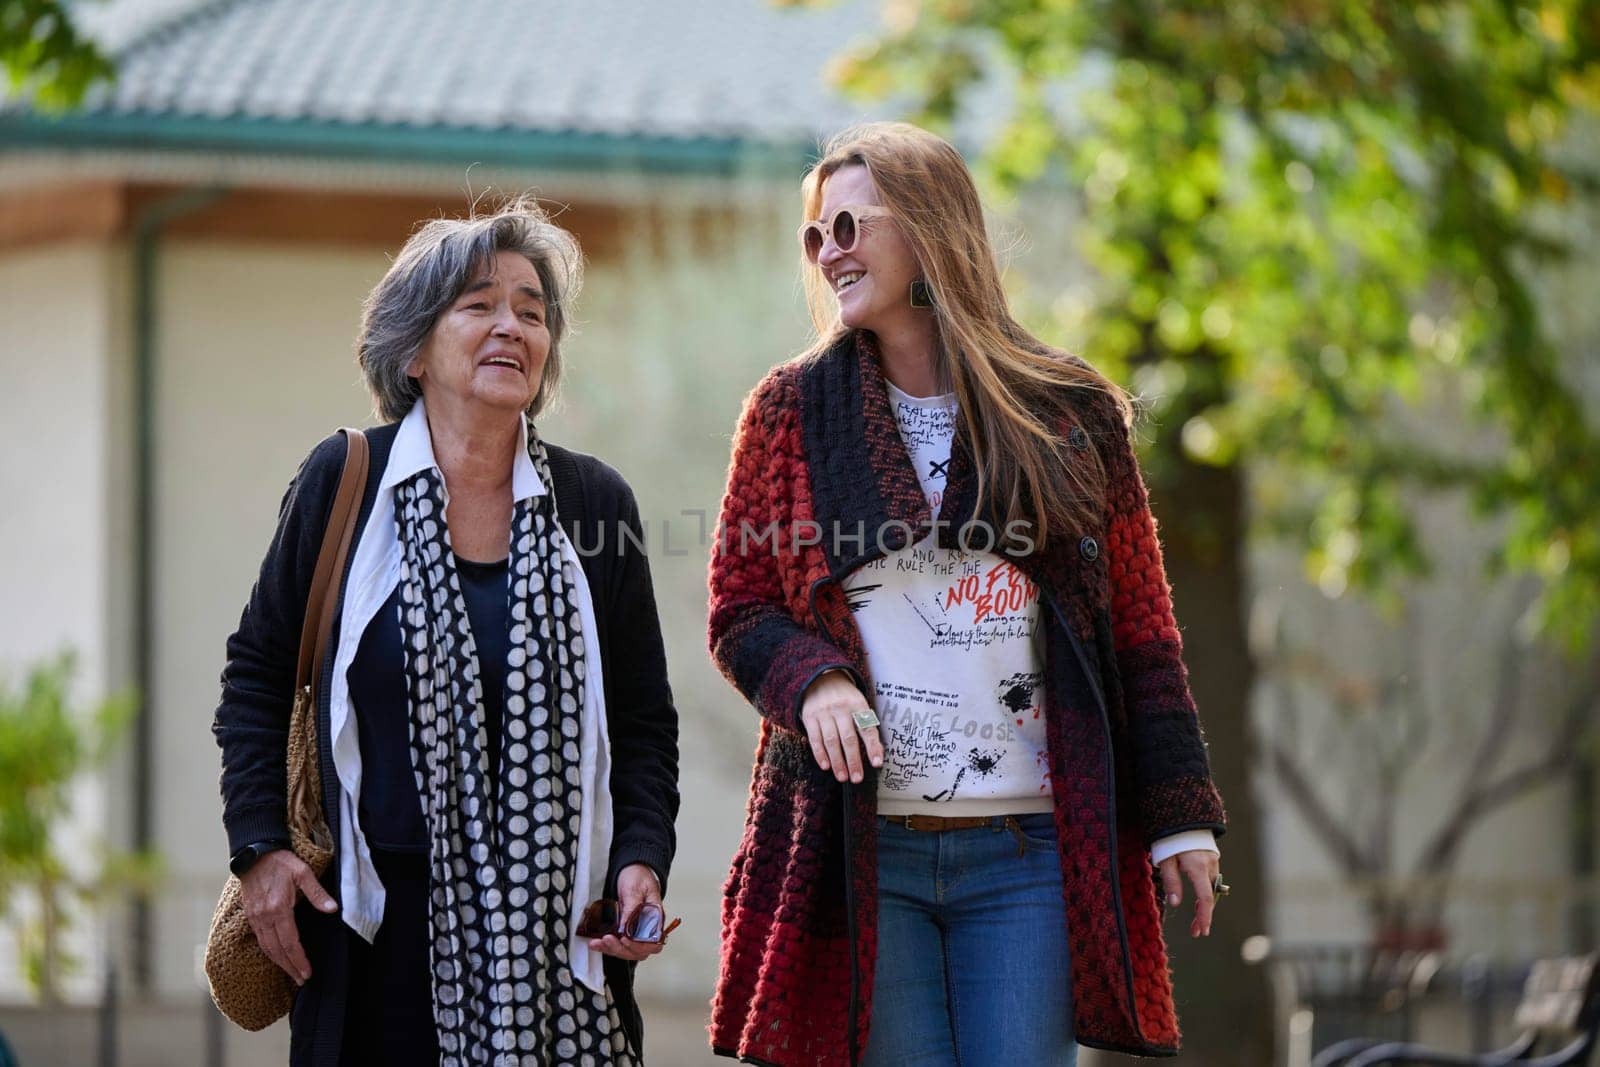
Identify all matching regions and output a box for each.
[408,249,550,417]
[813,164,924,336]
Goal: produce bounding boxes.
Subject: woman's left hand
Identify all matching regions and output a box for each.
[589,863,668,961]
[1157,848,1222,938]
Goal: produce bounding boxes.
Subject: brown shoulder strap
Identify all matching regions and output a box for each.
[294,429,371,692]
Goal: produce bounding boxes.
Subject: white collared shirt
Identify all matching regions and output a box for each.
[329,399,614,992]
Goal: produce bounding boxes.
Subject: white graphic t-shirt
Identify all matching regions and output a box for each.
[848,381,1053,817]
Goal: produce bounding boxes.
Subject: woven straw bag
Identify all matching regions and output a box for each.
[204,428,368,1031]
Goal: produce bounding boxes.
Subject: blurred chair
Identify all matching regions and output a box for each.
[1310,953,1600,1067]
[1244,935,1447,1062]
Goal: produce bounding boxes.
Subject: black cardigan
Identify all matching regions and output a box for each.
[212,421,680,1065]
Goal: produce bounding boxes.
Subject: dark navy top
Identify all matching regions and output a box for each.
[342,554,511,1066]
[347,554,511,852]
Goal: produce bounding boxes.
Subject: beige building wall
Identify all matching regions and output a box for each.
[148,241,384,999]
[0,240,130,999]
[1249,520,1577,956]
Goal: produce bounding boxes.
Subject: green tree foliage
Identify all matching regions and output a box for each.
[1,0,113,109]
[828,0,1600,649]
[0,652,153,1001]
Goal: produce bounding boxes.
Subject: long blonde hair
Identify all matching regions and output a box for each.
[800,122,1130,547]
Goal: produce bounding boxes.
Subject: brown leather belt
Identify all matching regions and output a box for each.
[880,813,1039,856]
[882,814,1017,832]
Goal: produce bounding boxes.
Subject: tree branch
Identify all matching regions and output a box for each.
[1265,737,1375,876]
[1403,620,1526,876]
[1263,668,1376,877]
[1439,632,1525,819]
[1413,651,1600,873]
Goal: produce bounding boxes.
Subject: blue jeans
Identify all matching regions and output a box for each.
[862,813,1077,1067]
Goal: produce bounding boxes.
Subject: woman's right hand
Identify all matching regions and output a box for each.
[240,849,338,985]
[799,670,884,784]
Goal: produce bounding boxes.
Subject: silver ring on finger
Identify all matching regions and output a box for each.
[852,708,880,730]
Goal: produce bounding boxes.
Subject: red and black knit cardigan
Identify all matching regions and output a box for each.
[707,333,1226,1065]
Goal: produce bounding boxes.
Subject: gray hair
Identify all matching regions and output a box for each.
[357,196,584,422]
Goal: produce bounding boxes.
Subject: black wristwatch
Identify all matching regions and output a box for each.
[229,839,289,877]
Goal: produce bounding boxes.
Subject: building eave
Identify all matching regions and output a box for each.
[0,112,819,178]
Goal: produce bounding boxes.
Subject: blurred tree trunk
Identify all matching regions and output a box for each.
[1161,460,1271,1065]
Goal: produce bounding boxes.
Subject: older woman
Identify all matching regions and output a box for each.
[708,123,1226,1066]
[214,199,679,1066]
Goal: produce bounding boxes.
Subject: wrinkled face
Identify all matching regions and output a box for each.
[813,164,923,334]
[408,249,550,415]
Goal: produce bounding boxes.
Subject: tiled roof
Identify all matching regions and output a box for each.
[59,0,890,145]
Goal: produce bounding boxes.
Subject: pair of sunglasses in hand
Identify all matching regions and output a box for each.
[576,900,681,945]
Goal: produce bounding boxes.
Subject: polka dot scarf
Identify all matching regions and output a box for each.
[394,432,634,1066]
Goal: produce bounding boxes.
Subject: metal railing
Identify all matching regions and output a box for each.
[1248,876,1599,1067]
[1268,876,1600,959]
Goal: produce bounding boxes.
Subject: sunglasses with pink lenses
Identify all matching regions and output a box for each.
[798,204,893,264]
[575,899,681,944]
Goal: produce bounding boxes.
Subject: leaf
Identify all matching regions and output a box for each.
[0,649,147,1000]
[0,0,114,110]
